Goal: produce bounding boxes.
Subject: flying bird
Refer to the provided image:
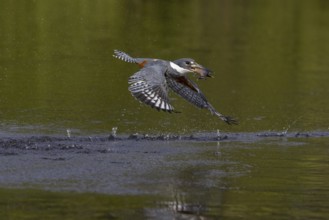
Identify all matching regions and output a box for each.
[113,50,238,125]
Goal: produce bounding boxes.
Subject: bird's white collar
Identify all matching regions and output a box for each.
[169,62,191,74]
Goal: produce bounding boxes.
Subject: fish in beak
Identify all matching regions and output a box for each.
[190,62,213,79]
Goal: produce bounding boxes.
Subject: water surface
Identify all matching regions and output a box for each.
[0,133,328,219]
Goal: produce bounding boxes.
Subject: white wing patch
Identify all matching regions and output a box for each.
[128,80,174,112]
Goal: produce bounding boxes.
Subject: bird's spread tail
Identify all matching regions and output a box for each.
[113,50,138,63]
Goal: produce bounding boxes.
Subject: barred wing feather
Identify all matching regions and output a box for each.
[128,66,174,112]
[166,76,209,109]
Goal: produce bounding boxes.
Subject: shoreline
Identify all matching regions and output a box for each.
[1,130,328,151]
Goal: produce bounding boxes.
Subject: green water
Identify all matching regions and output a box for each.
[1,0,328,134]
[0,0,329,219]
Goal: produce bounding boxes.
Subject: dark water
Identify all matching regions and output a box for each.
[0,0,329,219]
[0,134,328,219]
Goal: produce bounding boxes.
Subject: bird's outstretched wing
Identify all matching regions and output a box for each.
[166,76,208,109]
[167,76,238,125]
[128,65,174,112]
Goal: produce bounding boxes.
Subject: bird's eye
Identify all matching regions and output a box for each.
[185,61,191,65]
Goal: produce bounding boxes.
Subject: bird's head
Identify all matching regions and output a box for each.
[173,58,213,79]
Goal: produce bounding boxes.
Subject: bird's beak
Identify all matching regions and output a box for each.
[190,63,213,79]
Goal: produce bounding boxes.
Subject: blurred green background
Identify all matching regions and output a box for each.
[0,0,328,134]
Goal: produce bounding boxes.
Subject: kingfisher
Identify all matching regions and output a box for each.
[113,50,238,125]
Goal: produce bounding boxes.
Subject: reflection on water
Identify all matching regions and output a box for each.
[0,137,328,219]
